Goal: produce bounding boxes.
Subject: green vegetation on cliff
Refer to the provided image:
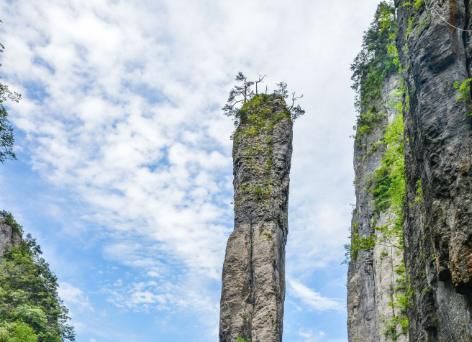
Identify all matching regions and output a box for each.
[371,92,410,340]
[0,213,75,342]
[351,1,399,139]
[454,78,472,116]
[349,2,411,338]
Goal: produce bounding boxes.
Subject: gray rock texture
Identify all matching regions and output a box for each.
[348,75,408,342]
[396,0,472,340]
[219,95,293,342]
[0,212,22,257]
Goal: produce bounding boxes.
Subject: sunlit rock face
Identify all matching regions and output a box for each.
[219,95,293,342]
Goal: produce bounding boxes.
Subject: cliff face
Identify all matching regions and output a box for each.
[348,74,409,342]
[348,1,472,341]
[0,211,22,256]
[397,0,472,340]
[219,94,293,342]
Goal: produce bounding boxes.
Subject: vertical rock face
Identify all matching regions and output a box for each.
[219,94,293,342]
[347,4,411,340]
[0,211,22,257]
[348,74,409,342]
[349,1,472,341]
[396,0,472,340]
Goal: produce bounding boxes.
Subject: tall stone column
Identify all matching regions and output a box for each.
[219,94,293,342]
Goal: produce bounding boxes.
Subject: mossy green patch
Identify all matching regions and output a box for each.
[454,78,472,116]
[236,337,250,342]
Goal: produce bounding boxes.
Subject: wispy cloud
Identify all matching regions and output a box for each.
[59,282,94,312]
[288,279,344,312]
[298,328,347,342]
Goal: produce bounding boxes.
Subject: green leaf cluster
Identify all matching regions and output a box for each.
[352,1,399,139]
[0,217,75,341]
[385,264,412,341]
[414,0,425,11]
[454,78,472,116]
[0,321,38,342]
[371,112,405,220]
[0,86,18,163]
[369,92,410,338]
[235,337,250,342]
[349,231,377,261]
[223,73,304,126]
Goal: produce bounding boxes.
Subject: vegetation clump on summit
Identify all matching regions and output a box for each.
[223,72,305,126]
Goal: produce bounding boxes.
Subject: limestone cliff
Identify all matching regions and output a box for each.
[219,94,293,342]
[348,1,472,341]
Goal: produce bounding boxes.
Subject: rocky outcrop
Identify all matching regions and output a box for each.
[396,0,472,340]
[219,94,293,342]
[0,211,22,257]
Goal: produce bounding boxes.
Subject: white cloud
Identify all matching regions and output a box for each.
[288,279,343,312]
[298,328,326,342]
[59,282,93,312]
[298,328,347,342]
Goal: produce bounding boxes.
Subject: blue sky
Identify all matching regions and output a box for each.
[0,1,379,341]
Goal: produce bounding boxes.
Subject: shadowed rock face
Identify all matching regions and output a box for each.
[349,1,472,341]
[219,95,293,342]
[396,0,472,340]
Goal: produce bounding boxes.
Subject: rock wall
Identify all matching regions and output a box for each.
[0,211,22,257]
[396,0,472,340]
[349,1,472,341]
[219,94,293,342]
[348,74,409,342]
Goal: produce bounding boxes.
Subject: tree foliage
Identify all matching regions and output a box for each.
[0,213,75,342]
[223,72,305,125]
[0,32,20,163]
[351,1,399,113]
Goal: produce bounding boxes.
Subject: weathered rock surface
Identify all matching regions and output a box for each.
[396,0,472,340]
[219,95,293,342]
[348,75,408,342]
[0,212,22,257]
[349,1,472,341]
